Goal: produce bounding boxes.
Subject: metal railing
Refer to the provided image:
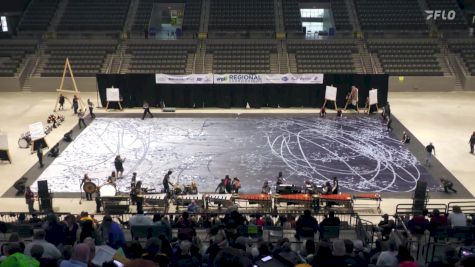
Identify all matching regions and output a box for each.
[448,201,475,215]
[396,203,448,216]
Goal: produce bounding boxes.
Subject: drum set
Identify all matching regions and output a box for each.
[173,182,198,196]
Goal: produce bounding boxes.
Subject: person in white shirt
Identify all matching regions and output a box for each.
[376,241,398,267]
[59,243,90,267]
[448,205,467,227]
[24,229,61,259]
[129,211,153,226]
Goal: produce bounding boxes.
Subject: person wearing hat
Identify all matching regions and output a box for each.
[376,240,398,267]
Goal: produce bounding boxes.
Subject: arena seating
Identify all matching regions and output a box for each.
[354,0,428,32]
[367,40,444,76]
[287,40,357,73]
[448,39,475,75]
[131,0,156,33]
[17,0,59,32]
[208,0,275,31]
[282,0,302,32]
[125,40,197,74]
[41,40,117,77]
[182,0,202,32]
[329,0,353,31]
[0,40,37,77]
[425,0,469,30]
[207,41,277,74]
[57,0,130,32]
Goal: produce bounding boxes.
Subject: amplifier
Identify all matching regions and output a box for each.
[162,107,176,112]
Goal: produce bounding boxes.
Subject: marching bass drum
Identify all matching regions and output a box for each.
[83,182,97,194]
[100,184,117,197]
[18,137,30,148]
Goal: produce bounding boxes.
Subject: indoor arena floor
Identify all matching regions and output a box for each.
[0,91,474,222]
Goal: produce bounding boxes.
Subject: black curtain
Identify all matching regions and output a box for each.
[96,74,389,108]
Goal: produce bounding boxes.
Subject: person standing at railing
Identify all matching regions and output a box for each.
[24,186,36,213]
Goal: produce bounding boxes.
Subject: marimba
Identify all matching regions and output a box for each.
[175,194,204,207]
[318,193,353,210]
[204,194,233,209]
[234,194,273,212]
[353,193,382,212]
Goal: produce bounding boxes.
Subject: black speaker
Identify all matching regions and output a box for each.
[37,180,49,198]
[412,181,428,213]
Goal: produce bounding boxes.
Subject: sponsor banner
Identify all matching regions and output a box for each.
[155,74,214,84]
[213,73,324,84]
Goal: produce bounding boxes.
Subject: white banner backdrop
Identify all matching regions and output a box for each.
[213,73,324,84]
[154,74,324,84]
[155,74,214,84]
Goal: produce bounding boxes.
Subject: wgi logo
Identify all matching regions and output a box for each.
[425,10,456,21]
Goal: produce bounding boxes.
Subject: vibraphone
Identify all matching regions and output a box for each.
[274,194,315,212]
[175,194,204,208]
[352,193,382,212]
[141,193,169,212]
[204,194,233,210]
[234,194,273,212]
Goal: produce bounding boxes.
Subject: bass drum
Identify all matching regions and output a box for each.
[18,137,30,149]
[83,182,97,194]
[100,184,117,197]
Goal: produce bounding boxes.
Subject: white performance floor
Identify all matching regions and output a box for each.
[0,91,474,217]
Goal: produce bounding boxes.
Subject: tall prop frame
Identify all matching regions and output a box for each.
[344,86,359,113]
[365,88,379,114]
[53,58,86,112]
[322,85,338,110]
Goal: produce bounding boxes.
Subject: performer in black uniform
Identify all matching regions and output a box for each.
[332,177,339,194]
[81,174,93,200]
[142,101,153,120]
[163,170,173,194]
[58,94,66,110]
[114,155,125,177]
[72,95,79,114]
[276,171,284,185]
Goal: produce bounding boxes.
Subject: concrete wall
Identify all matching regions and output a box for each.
[462,76,475,90]
[30,77,97,92]
[389,76,456,91]
[0,78,21,92]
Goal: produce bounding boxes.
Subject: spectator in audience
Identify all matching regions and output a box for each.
[79,220,96,243]
[428,245,458,267]
[0,242,39,267]
[187,200,198,214]
[152,214,172,242]
[64,215,79,246]
[310,241,332,267]
[7,233,25,252]
[82,237,96,263]
[295,210,318,241]
[397,245,414,264]
[102,215,125,249]
[325,239,348,267]
[458,255,475,267]
[177,212,196,242]
[124,259,156,267]
[344,239,367,267]
[44,213,66,247]
[59,243,90,267]
[129,211,153,226]
[429,209,448,232]
[376,241,398,267]
[29,244,46,265]
[124,241,144,260]
[378,214,395,238]
[448,205,467,227]
[61,245,73,262]
[141,238,160,261]
[320,211,341,228]
[408,209,430,236]
[353,240,370,264]
[24,229,62,260]
[173,240,200,267]
[213,247,252,267]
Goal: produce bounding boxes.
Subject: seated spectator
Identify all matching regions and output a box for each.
[0,242,39,267]
[295,210,318,240]
[310,241,332,267]
[272,238,303,266]
[429,209,448,232]
[30,244,46,265]
[325,239,348,267]
[376,241,398,267]
[428,245,458,267]
[64,215,79,246]
[214,247,252,267]
[408,209,430,235]
[344,239,368,267]
[448,206,467,227]
[28,213,43,226]
[173,240,200,267]
[378,214,395,237]
[79,220,97,243]
[353,240,370,264]
[59,243,90,267]
[7,233,25,252]
[187,200,199,214]
[129,211,153,226]
[320,210,340,227]
[141,238,160,260]
[124,259,156,267]
[397,245,414,264]
[153,214,172,241]
[456,254,475,267]
[300,239,316,262]
[177,212,196,241]
[158,235,172,258]
[24,229,61,259]
[124,241,144,260]
[61,245,73,261]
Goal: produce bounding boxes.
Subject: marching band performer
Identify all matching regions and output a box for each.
[81,174,93,201]
[25,186,36,213]
[162,170,173,194]
[114,155,125,177]
[332,176,339,194]
[261,181,271,194]
[276,172,284,186]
